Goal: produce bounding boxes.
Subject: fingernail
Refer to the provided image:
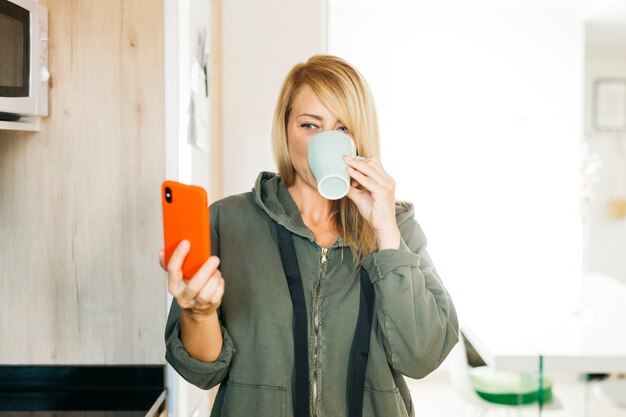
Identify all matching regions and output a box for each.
[181,240,189,249]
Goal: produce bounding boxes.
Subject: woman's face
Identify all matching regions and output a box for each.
[287,85,349,190]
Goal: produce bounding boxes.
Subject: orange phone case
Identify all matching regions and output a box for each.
[162,181,211,280]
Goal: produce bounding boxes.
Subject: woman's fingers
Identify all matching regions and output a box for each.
[166,241,191,298]
[344,155,389,186]
[210,281,225,304]
[163,240,225,316]
[166,241,189,275]
[181,271,224,314]
[346,165,382,194]
[345,156,396,198]
[158,249,166,270]
[180,256,220,301]
[196,275,224,307]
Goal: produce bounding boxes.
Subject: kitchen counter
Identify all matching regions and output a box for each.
[0,366,165,414]
[0,413,147,416]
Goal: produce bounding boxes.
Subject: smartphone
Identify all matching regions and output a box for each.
[161,180,211,280]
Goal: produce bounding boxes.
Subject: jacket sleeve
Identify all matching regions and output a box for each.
[164,300,235,390]
[164,201,236,390]
[361,206,459,379]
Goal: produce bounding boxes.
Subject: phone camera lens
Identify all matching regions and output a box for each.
[165,187,172,203]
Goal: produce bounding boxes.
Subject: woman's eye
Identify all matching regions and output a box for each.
[337,126,349,133]
[301,123,318,130]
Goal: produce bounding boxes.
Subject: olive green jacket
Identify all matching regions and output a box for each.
[165,172,459,417]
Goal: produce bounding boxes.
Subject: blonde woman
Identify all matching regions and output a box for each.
[161,55,459,417]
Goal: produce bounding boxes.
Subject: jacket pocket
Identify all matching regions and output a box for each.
[221,381,287,417]
[362,386,409,417]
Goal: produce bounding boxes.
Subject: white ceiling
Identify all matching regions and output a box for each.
[330,0,626,46]
[584,0,626,46]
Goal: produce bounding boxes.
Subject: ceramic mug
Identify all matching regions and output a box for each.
[307,130,365,200]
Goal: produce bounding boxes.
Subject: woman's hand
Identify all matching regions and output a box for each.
[159,241,225,321]
[344,155,401,250]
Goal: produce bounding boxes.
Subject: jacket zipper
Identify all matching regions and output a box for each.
[312,247,329,417]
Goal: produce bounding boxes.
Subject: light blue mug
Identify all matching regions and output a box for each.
[307,130,365,200]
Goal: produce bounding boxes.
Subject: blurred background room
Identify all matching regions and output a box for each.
[1,0,625,415]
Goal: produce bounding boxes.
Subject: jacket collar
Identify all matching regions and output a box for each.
[253,171,416,248]
[253,171,347,247]
[253,171,315,242]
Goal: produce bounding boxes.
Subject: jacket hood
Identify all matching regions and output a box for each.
[252,171,416,245]
[253,171,317,242]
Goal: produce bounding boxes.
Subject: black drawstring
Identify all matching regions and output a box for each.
[347,268,375,417]
[277,225,310,417]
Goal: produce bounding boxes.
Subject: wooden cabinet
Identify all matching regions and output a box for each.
[0,0,165,365]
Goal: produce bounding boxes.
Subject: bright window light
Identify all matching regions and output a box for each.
[329,1,584,317]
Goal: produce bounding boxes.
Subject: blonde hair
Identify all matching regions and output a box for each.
[271,55,380,263]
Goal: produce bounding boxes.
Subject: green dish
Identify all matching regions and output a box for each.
[469,366,553,406]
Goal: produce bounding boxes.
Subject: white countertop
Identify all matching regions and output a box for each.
[458,273,626,373]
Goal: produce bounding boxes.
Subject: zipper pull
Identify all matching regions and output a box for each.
[321,248,328,266]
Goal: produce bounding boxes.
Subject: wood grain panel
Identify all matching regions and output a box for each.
[210,0,223,200]
[0,0,165,364]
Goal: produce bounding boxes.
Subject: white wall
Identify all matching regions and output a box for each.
[329,1,584,316]
[164,0,213,414]
[221,0,327,196]
[584,25,626,284]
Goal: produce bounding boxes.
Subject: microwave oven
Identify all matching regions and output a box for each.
[0,0,48,121]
